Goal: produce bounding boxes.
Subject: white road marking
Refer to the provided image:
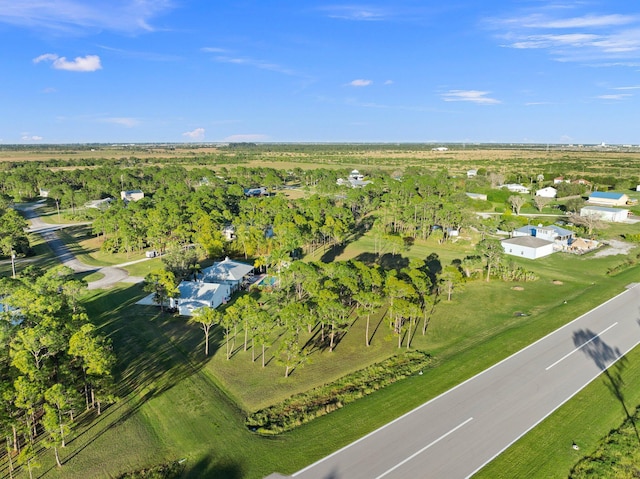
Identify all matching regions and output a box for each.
[293,285,639,478]
[373,417,474,479]
[545,322,618,371]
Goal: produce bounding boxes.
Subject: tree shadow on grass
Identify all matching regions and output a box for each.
[572,328,640,444]
[62,284,226,459]
[182,455,244,479]
[353,252,409,272]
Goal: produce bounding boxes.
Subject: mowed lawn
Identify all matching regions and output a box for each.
[13,230,640,478]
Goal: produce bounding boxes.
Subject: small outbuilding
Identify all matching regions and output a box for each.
[121,190,144,202]
[501,236,555,259]
[587,191,629,206]
[502,184,530,194]
[466,192,488,201]
[580,206,629,223]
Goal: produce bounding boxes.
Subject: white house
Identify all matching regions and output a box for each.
[244,187,268,197]
[466,169,478,178]
[431,147,449,151]
[535,187,557,198]
[587,191,629,206]
[200,257,254,292]
[512,224,574,247]
[502,184,530,194]
[222,225,236,241]
[121,190,144,202]
[349,170,364,181]
[171,281,231,316]
[636,185,640,192]
[337,169,373,188]
[501,236,555,259]
[580,206,629,223]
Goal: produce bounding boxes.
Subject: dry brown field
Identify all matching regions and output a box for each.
[1,145,639,181]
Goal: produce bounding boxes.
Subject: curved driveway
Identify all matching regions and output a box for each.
[20,202,145,289]
[291,283,640,479]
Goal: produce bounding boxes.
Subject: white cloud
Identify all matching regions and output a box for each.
[213,55,298,76]
[489,10,640,63]
[223,134,269,142]
[384,80,394,85]
[521,14,636,30]
[349,79,373,87]
[183,128,205,141]
[597,93,632,100]
[102,117,140,127]
[320,6,389,21]
[34,53,102,72]
[201,47,228,53]
[441,90,501,104]
[21,135,43,141]
[614,85,640,90]
[0,0,174,34]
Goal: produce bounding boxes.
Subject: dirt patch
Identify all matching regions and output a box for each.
[552,280,564,285]
[593,239,635,257]
[511,286,525,291]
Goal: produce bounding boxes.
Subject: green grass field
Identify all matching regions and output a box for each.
[6,225,638,478]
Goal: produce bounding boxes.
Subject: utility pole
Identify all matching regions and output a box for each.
[11,250,16,279]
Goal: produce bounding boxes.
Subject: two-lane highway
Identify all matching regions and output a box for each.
[291,283,640,479]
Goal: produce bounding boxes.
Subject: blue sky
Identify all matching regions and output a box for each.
[2,1,640,144]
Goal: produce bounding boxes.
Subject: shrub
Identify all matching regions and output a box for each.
[246,351,431,434]
[117,460,185,479]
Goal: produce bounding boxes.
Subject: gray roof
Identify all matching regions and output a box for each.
[581,206,629,213]
[502,236,554,248]
[202,257,254,283]
[548,225,574,236]
[176,281,230,316]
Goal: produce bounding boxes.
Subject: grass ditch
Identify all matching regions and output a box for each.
[246,350,431,434]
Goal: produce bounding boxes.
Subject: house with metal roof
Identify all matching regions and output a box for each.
[512,224,574,246]
[200,257,254,292]
[587,191,629,206]
[172,281,231,316]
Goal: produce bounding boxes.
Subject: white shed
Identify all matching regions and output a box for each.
[501,236,555,259]
[580,206,629,223]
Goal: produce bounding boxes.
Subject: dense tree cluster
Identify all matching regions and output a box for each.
[189,258,459,377]
[0,194,31,260]
[0,266,115,470]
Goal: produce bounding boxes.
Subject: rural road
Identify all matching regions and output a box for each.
[18,202,146,289]
[289,283,640,479]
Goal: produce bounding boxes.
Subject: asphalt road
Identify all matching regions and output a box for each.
[19,202,145,289]
[291,283,640,479]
